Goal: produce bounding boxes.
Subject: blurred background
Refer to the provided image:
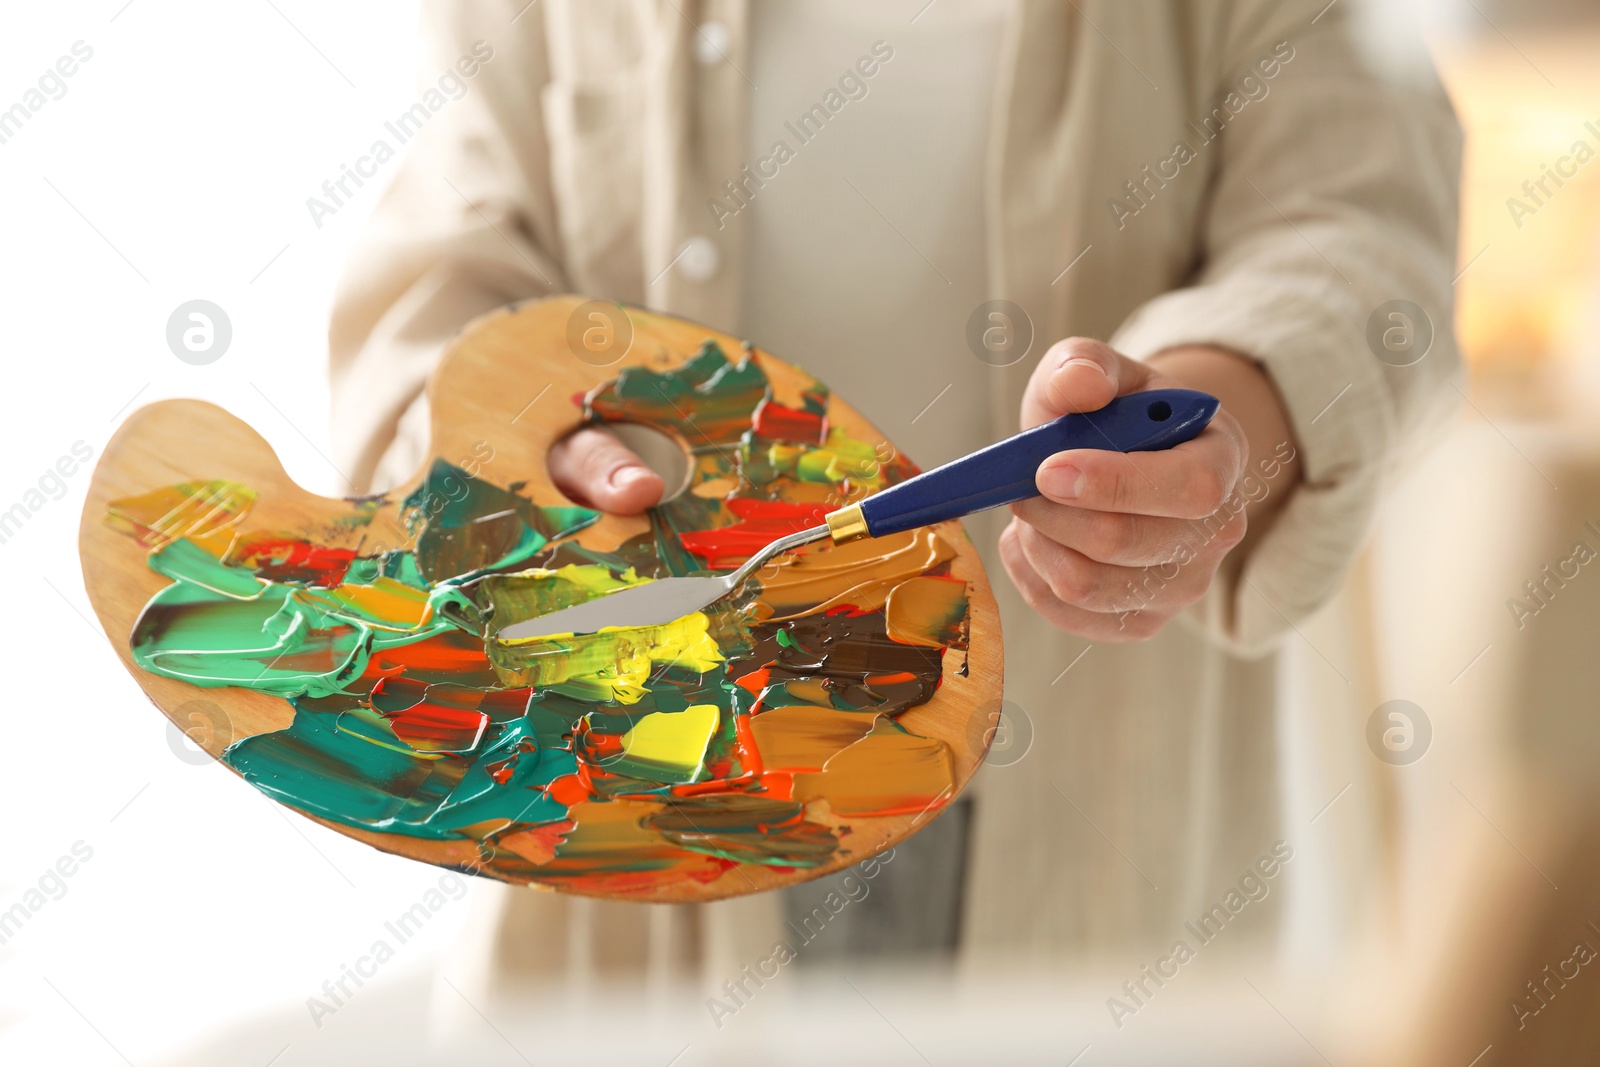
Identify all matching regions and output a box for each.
[3,0,1600,1063]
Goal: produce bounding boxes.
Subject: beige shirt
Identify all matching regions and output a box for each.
[739,0,1008,473]
[328,0,1461,979]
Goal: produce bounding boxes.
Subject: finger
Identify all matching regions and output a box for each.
[547,425,664,514]
[1034,422,1247,519]
[1021,338,1155,428]
[999,522,1170,642]
[1010,496,1246,567]
[1014,520,1212,615]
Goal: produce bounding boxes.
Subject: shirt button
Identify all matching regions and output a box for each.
[676,236,720,281]
[695,21,730,65]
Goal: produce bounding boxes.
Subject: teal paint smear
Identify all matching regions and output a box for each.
[588,341,771,452]
[342,550,429,590]
[224,694,576,839]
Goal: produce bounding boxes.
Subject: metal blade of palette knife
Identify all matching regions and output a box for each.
[495,525,829,639]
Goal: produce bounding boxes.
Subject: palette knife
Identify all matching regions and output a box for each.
[498,388,1219,639]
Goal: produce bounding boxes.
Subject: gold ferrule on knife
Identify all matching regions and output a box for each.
[825,503,869,544]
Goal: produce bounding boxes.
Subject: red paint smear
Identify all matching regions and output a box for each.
[368,676,492,752]
[385,703,489,753]
[230,535,356,586]
[728,498,830,522]
[701,752,736,782]
[751,397,827,444]
[679,499,834,569]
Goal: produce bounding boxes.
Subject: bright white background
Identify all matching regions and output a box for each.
[2,1,1598,1063]
[0,3,493,1063]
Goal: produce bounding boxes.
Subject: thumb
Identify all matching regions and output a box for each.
[547,425,664,515]
[1021,338,1144,428]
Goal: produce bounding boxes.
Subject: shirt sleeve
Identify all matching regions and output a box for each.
[1110,5,1463,655]
[327,0,565,493]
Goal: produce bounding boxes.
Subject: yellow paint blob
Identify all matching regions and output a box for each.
[620,704,722,781]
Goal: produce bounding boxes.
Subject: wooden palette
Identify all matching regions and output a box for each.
[79,296,1001,901]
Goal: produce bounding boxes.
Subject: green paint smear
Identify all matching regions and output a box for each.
[131,539,465,699]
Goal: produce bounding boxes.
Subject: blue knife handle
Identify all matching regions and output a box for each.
[856,388,1219,538]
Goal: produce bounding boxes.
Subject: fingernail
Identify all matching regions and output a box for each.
[609,465,651,490]
[1055,356,1109,380]
[1039,464,1084,500]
